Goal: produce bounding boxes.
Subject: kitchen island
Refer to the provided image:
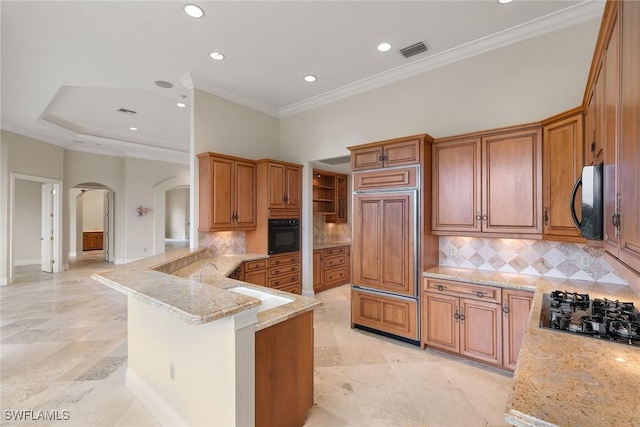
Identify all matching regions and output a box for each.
[92,248,321,427]
[423,267,640,427]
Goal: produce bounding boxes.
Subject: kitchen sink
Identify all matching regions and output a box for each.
[228,286,294,312]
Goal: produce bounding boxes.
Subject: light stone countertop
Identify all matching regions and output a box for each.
[423,266,640,427]
[92,248,321,331]
[313,240,351,250]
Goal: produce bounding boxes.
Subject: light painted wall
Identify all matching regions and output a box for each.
[0,131,64,283]
[82,189,104,231]
[279,19,599,161]
[166,187,189,239]
[123,157,189,261]
[193,89,279,159]
[13,180,42,265]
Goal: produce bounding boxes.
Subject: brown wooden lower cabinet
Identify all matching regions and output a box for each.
[82,231,103,251]
[255,310,313,427]
[421,278,532,370]
[243,259,268,286]
[268,252,302,294]
[313,245,351,293]
[351,288,418,340]
[502,289,534,370]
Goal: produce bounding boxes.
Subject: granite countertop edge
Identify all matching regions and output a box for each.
[313,240,351,250]
[91,248,321,329]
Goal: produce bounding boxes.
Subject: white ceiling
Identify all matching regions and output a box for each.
[1,1,604,163]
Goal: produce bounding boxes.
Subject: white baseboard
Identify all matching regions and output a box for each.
[14,258,40,266]
[69,251,78,258]
[0,277,8,286]
[126,368,188,427]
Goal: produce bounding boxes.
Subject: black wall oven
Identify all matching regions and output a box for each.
[268,218,300,254]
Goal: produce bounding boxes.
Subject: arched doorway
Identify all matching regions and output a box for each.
[153,176,190,255]
[69,183,115,264]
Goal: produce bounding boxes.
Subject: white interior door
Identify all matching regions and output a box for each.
[41,183,54,272]
[103,190,115,262]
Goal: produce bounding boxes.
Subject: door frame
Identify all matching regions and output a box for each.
[9,173,63,284]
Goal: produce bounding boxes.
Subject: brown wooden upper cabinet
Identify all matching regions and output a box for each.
[350,136,421,171]
[542,109,585,242]
[313,168,348,223]
[197,152,256,231]
[259,160,301,211]
[432,125,543,237]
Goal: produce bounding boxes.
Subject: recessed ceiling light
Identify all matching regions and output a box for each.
[377,42,392,52]
[209,51,225,61]
[177,102,186,108]
[130,127,137,131]
[155,80,173,89]
[304,75,317,83]
[184,4,204,18]
[498,0,514,4]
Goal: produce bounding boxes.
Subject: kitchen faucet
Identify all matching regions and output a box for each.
[198,262,219,282]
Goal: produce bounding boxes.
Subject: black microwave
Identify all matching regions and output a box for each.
[570,164,603,240]
[268,218,300,254]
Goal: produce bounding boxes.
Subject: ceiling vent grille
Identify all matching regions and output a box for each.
[400,41,428,59]
[117,108,137,115]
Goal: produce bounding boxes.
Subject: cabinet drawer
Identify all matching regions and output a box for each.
[269,263,300,277]
[324,266,349,286]
[244,259,268,272]
[268,209,300,219]
[423,279,501,303]
[274,283,301,295]
[353,166,418,191]
[269,272,301,289]
[324,254,346,269]
[351,289,418,340]
[324,246,348,256]
[269,253,300,267]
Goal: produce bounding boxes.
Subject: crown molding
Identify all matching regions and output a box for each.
[278,0,604,118]
[188,73,280,118]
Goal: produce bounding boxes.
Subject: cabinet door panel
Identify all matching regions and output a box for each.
[244,269,267,287]
[267,162,286,209]
[209,157,234,229]
[352,290,417,340]
[422,292,459,353]
[384,139,420,168]
[380,195,415,295]
[353,195,382,286]
[502,289,533,370]
[619,0,640,273]
[460,298,502,365]
[351,146,383,171]
[235,160,256,228]
[285,166,301,209]
[312,250,323,291]
[353,192,416,296]
[603,16,620,255]
[482,129,542,234]
[432,138,481,232]
[543,114,584,239]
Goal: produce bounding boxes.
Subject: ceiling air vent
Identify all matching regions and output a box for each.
[399,41,428,59]
[117,108,137,115]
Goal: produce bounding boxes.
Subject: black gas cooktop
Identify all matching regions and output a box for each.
[539,290,640,347]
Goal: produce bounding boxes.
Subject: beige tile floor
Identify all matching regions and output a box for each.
[1,253,513,426]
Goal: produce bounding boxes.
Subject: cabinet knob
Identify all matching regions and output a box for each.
[502,305,510,316]
[437,284,447,292]
[476,291,485,298]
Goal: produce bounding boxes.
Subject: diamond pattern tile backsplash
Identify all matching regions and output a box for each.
[198,231,246,256]
[439,236,627,285]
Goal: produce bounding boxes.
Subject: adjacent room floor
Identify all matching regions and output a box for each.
[1,255,512,426]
